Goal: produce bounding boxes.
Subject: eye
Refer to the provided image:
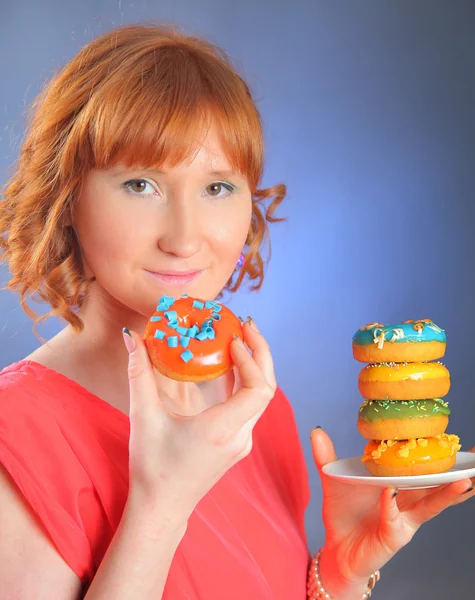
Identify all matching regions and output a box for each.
[204,182,236,198]
[122,179,157,197]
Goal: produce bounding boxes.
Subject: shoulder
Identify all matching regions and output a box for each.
[0,359,125,585]
[0,361,87,595]
[0,361,40,421]
[0,462,84,599]
[0,359,96,518]
[0,360,71,445]
[0,359,55,407]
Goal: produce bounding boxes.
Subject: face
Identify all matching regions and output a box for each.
[73,127,252,324]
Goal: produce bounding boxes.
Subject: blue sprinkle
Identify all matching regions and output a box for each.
[193,300,205,309]
[164,310,178,321]
[167,336,178,348]
[205,301,222,312]
[176,325,189,335]
[154,330,166,340]
[188,325,199,338]
[167,320,178,329]
[202,319,212,328]
[180,336,190,348]
[205,327,215,340]
[156,296,174,311]
[196,331,208,341]
[210,312,221,321]
[180,349,194,363]
[150,315,162,322]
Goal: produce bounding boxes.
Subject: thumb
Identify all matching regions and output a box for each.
[123,327,164,414]
[377,487,408,557]
[379,487,400,526]
[310,426,338,473]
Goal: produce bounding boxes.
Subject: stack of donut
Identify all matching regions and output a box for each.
[352,320,461,476]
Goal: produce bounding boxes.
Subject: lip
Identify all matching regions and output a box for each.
[144,269,203,286]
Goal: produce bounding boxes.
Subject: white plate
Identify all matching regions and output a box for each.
[322,451,475,490]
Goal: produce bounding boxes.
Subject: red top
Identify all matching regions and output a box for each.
[0,360,311,598]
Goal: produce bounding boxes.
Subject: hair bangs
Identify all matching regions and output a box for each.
[80,44,263,190]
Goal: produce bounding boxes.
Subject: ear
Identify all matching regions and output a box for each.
[62,207,73,228]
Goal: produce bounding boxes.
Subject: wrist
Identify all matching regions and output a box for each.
[318,547,371,600]
[307,545,380,600]
[125,488,189,541]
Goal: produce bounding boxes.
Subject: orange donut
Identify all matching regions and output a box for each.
[361,434,461,476]
[144,295,243,382]
[358,361,450,400]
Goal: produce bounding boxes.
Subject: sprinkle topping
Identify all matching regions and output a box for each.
[180,349,194,363]
[353,319,446,347]
[148,296,230,368]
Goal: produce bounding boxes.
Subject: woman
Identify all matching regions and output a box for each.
[0,23,472,600]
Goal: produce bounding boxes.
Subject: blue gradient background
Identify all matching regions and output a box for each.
[1,2,474,597]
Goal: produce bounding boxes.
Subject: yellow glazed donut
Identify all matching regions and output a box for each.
[352,320,446,363]
[358,361,450,401]
[362,434,461,476]
[357,398,450,440]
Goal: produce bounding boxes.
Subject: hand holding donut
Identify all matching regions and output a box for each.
[309,318,473,598]
[122,310,276,524]
[310,427,475,598]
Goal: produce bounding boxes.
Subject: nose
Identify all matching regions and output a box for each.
[157,198,203,259]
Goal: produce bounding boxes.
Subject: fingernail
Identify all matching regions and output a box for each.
[392,489,399,498]
[462,485,473,495]
[310,426,322,436]
[233,334,245,347]
[238,316,244,323]
[122,327,136,354]
[247,316,259,332]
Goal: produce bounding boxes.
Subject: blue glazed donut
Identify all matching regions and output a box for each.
[352,319,446,363]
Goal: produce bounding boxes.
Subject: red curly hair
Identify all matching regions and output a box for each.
[0,22,285,340]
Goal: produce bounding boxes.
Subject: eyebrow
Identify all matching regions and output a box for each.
[113,167,240,179]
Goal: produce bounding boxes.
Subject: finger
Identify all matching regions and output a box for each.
[404,477,473,529]
[208,336,274,426]
[451,482,475,505]
[378,487,413,553]
[230,335,268,391]
[310,427,338,474]
[231,365,242,395]
[380,487,403,531]
[123,328,166,416]
[242,318,277,391]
